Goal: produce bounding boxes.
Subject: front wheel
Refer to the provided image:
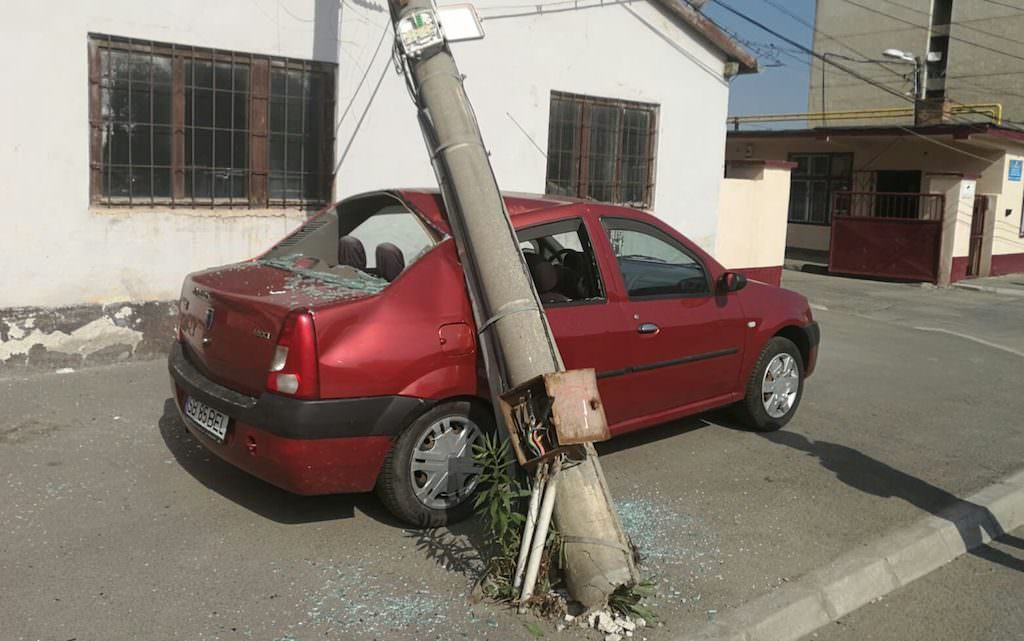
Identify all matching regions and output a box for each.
[376,400,492,527]
[735,337,804,432]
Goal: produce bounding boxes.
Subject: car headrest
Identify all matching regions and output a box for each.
[338,236,367,270]
[375,242,406,282]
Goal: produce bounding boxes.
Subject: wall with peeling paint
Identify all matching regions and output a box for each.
[0,1,326,309]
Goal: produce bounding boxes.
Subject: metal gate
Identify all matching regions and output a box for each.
[967,195,988,277]
[828,192,945,282]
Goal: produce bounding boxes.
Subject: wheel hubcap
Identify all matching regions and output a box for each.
[409,416,484,510]
[762,353,799,419]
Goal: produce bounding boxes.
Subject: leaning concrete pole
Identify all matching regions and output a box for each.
[387,0,637,607]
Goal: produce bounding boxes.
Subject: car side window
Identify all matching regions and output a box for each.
[516,219,605,306]
[602,218,710,298]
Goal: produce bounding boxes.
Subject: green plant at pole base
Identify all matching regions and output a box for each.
[471,434,563,612]
[608,578,658,622]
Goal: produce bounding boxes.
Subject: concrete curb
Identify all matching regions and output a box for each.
[952,282,1024,298]
[681,469,1024,641]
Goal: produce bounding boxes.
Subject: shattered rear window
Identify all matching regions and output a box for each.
[259,254,389,300]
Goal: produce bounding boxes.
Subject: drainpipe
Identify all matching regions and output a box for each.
[386,0,637,608]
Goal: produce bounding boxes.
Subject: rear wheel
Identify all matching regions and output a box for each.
[735,337,804,432]
[376,400,491,527]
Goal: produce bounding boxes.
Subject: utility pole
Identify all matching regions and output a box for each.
[386,0,637,607]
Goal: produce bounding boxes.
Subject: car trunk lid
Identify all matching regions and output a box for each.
[179,259,387,396]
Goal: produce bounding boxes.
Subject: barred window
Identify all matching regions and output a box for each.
[89,34,335,208]
[787,153,852,225]
[545,91,658,209]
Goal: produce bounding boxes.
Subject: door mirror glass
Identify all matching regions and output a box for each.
[719,271,748,293]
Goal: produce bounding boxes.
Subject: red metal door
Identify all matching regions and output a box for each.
[829,191,945,283]
[967,195,988,277]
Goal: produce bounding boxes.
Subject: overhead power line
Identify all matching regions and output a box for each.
[711,0,925,106]
[758,0,907,79]
[982,0,1024,12]
[878,0,1024,47]
[727,0,1024,131]
[835,0,1024,64]
[709,0,1023,158]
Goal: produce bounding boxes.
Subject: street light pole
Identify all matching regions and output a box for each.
[883,48,925,119]
[386,0,638,608]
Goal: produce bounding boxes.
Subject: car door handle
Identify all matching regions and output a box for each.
[637,323,660,335]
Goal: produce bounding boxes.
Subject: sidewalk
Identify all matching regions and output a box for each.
[953,273,1024,298]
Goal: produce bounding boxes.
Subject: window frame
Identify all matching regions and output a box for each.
[545,91,659,209]
[88,33,336,209]
[786,152,853,226]
[516,217,608,308]
[600,216,712,300]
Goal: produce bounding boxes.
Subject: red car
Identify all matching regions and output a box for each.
[169,190,819,525]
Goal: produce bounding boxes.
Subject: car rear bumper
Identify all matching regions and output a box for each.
[167,342,430,494]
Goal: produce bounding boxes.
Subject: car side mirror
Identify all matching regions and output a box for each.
[719,271,748,293]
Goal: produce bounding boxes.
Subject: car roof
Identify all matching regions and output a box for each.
[394,188,588,233]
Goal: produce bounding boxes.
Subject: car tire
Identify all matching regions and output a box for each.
[735,336,804,432]
[376,400,493,527]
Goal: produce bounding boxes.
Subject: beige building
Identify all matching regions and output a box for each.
[727,124,1024,284]
[808,0,1024,126]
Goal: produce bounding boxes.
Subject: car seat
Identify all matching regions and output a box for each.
[557,250,589,299]
[525,253,571,304]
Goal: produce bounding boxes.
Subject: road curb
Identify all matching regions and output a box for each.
[952,282,1024,298]
[681,469,1024,641]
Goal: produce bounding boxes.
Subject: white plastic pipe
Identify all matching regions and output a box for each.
[519,460,560,608]
[513,470,545,590]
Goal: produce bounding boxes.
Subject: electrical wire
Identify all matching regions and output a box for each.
[720,0,1024,131]
[711,0,1019,162]
[982,0,1024,13]
[834,0,1024,64]
[758,0,907,80]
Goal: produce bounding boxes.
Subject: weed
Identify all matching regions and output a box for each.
[471,434,562,612]
[608,578,658,622]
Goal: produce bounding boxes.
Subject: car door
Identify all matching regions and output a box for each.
[515,217,639,427]
[596,216,746,425]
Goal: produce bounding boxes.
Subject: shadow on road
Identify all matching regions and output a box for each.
[158,398,404,527]
[763,430,1024,572]
[595,414,711,456]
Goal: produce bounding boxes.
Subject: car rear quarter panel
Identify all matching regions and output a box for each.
[313,240,481,401]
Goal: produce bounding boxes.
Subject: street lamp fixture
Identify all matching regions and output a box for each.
[883,48,925,100]
[883,48,916,63]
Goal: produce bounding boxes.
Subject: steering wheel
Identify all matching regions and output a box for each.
[552,248,576,266]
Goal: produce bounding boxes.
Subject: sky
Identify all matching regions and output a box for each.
[702,0,817,116]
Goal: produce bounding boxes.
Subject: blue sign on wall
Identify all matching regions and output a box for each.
[1010,159,1023,182]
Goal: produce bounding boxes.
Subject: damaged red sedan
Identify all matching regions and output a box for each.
[169,190,819,525]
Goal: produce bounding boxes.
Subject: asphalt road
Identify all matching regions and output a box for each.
[803,528,1024,641]
[3,270,1023,641]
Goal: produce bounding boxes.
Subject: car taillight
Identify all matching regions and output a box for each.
[266,311,320,399]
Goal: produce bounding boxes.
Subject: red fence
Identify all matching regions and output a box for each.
[833,191,945,221]
[829,192,945,283]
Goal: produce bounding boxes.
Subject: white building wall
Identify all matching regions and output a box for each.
[337,0,731,246]
[0,0,731,309]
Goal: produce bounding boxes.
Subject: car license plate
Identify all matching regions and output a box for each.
[184,396,230,442]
